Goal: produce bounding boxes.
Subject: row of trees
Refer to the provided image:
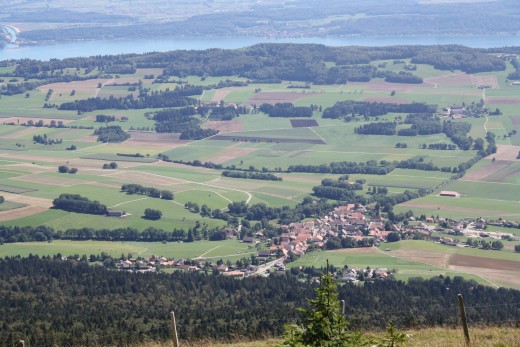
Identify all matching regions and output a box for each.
[59,86,199,112]
[121,184,174,200]
[52,194,107,215]
[322,101,436,120]
[258,103,313,118]
[32,134,62,145]
[0,224,226,244]
[221,170,282,181]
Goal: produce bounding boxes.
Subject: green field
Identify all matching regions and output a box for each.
[0,57,519,292]
[0,239,257,262]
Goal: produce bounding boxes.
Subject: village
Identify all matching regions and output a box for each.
[108,203,519,282]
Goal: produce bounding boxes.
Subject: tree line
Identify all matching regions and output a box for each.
[322,100,436,120]
[52,194,108,215]
[121,184,174,200]
[0,225,223,244]
[221,170,282,181]
[259,103,313,118]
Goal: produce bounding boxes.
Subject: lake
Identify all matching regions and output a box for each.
[1,35,520,61]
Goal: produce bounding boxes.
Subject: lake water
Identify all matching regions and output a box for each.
[1,35,520,61]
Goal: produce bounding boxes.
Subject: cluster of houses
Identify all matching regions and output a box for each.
[268,204,391,257]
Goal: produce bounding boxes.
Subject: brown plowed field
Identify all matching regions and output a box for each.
[39,78,113,95]
[1,153,68,163]
[472,75,499,89]
[492,145,520,161]
[204,119,244,132]
[246,92,316,105]
[425,73,473,87]
[206,145,259,164]
[13,173,81,187]
[392,249,450,268]
[0,192,53,222]
[487,97,520,104]
[462,160,511,182]
[209,135,325,144]
[211,87,249,102]
[449,254,520,272]
[462,159,515,182]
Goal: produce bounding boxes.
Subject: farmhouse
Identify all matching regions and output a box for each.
[107,210,124,217]
[440,191,460,198]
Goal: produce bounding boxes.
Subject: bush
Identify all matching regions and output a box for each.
[515,245,520,253]
[58,165,69,173]
[69,168,78,174]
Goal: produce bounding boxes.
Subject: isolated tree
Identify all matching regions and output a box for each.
[58,165,69,173]
[280,262,372,347]
[515,245,520,253]
[0,196,4,204]
[491,240,504,250]
[109,162,118,169]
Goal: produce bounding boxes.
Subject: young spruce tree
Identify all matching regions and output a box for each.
[279,260,405,347]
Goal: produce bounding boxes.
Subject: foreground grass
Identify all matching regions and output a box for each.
[140,327,520,346]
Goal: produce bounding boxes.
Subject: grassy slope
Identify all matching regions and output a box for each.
[144,327,520,347]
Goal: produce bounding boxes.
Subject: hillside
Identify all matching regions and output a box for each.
[1,0,520,44]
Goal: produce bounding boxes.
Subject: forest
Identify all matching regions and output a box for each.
[0,257,518,346]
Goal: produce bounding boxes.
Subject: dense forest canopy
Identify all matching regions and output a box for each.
[0,257,518,346]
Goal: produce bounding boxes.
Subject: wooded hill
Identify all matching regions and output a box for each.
[0,257,518,346]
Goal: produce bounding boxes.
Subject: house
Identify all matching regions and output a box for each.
[257,250,270,259]
[242,236,255,243]
[440,191,460,198]
[107,210,124,217]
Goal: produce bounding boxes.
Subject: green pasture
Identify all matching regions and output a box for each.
[382,240,520,262]
[443,180,520,202]
[0,239,255,262]
[129,164,221,183]
[0,201,27,211]
[288,248,489,286]
[3,196,226,231]
[396,194,520,221]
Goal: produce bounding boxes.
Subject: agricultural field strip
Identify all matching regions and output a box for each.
[428,193,520,204]
[122,169,253,203]
[387,174,447,180]
[174,187,233,205]
[373,246,500,288]
[185,144,469,158]
[460,179,520,187]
